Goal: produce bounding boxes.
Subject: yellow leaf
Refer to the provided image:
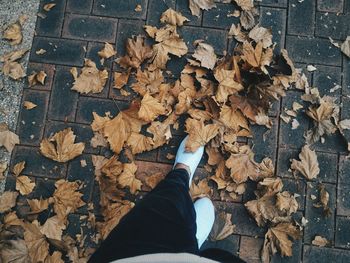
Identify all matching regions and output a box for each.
[138,92,166,122]
[118,162,142,194]
[16,175,35,195]
[189,0,216,17]
[291,145,320,180]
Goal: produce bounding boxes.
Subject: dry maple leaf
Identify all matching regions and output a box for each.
[71,59,108,94]
[126,132,154,154]
[23,222,50,263]
[234,0,254,11]
[255,177,283,198]
[276,191,298,215]
[40,128,85,162]
[51,179,85,220]
[28,70,47,86]
[214,69,244,103]
[185,118,219,152]
[0,239,30,263]
[248,25,273,48]
[138,92,167,122]
[241,41,273,73]
[262,223,301,263]
[98,42,117,59]
[3,19,23,45]
[114,71,130,89]
[210,212,235,241]
[192,41,217,69]
[27,198,50,214]
[313,184,331,217]
[160,8,189,26]
[189,0,216,17]
[291,145,320,180]
[0,123,20,152]
[39,216,66,241]
[190,179,212,199]
[312,235,328,247]
[117,162,142,194]
[45,251,64,263]
[0,191,18,213]
[43,3,56,11]
[240,10,257,30]
[23,101,37,110]
[131,68,164,96]
[1,49,28,80]
[219,105,250,133]
[16,175,35,195]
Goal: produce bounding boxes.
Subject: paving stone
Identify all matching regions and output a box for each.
[178,26,227,55]
[288,0,315,36]
[279,90,310,149]
[66,214,98,248]
[312,65,342,97]
[315,12,350,40]
[227,38,238,55]
[339,155,350,185]
[30,37,86,67]
[276,147,299,178]
[44,120,99,154]
[66,0,93,14]
[346,0,350,13]
[16,90,50,146]
[315,151,338,183]
[285,36,342,66]
[343,58,350,95]
[157,135,184,164]
[313,130,347,154]
[335,216,350,249]
[25,63,55,90]
[249,118,278,163]
[63,14,118,43]
[282,178,306,211]
[202,3,240,29]
[259,7,287,51]
[91,182,102,216]
[75,96,128,124]
[93,0,148,19]
[31,178,57,199]
[86,42,114,70]
[342,96,350,119]
[304,183,336,244]
[337,184,350,216]
[239,236,263,263]
[10,146,67,178]
[201,234,240,256]
[176,0,202,26]
[115,19,146,56]
[271,238,302,263]
[317,0,344,12]
[303,245,350,263]
[48,66,78,122]
[147,0,176,27]
[35,0,66,37]
[256,0,287,8]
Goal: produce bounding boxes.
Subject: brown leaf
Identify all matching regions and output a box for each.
[52,179,85,220]
[13,160,25,176]
[291,145,320,180]
[2,61,26,80]
[210,212,235,241]
[23,222,50,263]
[71,59,108,94]
[214,69,243,103]
[98,42,117,59]
[3,211,23,226]
[28,70,47,86]
[192,41,217,69]
[248,25,273,48]
[44,251,64,263]
[219,105,250,133]
[262,223,301,263]
[117,162,142,194]
[43,3,56,11]
[241,41,272,73]
[313,184,331,217]
[312,235,328,247]
[90,132,108,148]
[0,239,29,263]
[160,8,189,26]
[189,0,216,17]
[0,161,7,180]
[190,179,212,199]
[340,36,350,58]
[185,118,219,152]
[39,216,65,240]
[113,71,130,89]
[23,101,37,110]
[0,191,18,213]
[145,172,164,189]
[3,20,22,45]
[234,0,254,11]
[0,124,19,152]
[27,198,50,214]
[276,191,298,215]
[131,68,164,96]
[255,177,283,198]
[138,92,167,122]
[126,132,154,154]
[16,175,35,195]
[40,128,85,162]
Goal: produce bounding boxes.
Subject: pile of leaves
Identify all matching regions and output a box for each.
[0,1,346,262]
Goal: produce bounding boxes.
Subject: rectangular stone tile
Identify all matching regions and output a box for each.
[304,183,336,244]
[335,216,350,249]
[315,151,338,183]
[346,0,350,13]
[288,0,315,36]
[62,14,118,43]
[165,55,189,79]
[32,177,57,199]
[93,0,148,19]
[303,245,350,263]
[30,37,86,66]
[276,147,299,178]
[316,12,350,40]
[66,214,98,247]
[337,184,350,216]
[176,0,202,26]
[343,58,350,95]
[10,146,67,178]
[202,3,240,30]
[44,120,98,154]
[338,155,350,185]
[25,63,55,90]
[75,96,129,124]
[282,178,307,211]
[239,236,263,263]
[313,130,347,154]
[259,7,287,51]
[285,36,342,66]
[147,0,176,27]
[48,66,78,122]
[16,90,50,146]
[317,0,344,12]
[66,0,93,14]
[35,0,66,37]
[201,235,240,257]
[178,26,227,55]
[312,65,342,97]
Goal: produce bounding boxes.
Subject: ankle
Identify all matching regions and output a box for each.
[174,163,191,176]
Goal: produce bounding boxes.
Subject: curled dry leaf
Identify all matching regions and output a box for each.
[210,212,235,241]
[28,70,47,86]
[248,25,273,48]
[16,175,35,195]
[3,19,23,45]
[192,41,217,70]
[160,8,189,26]
[0,123,20,152]
[189,0,216,17]
[340,36,350,58]
[117,162,142,194]
[0,238,29,263]
[0,161,7,180]
[71,59,108,94]
[0,191,18,213]
[312,235,328,247]
[24,101,37,110]
[313,184,331,217]
[291,145,320,180]
[35,49,46,55]
[43,3,56,11]
[145,172,164,189]
[135,4,142,12]
[113,71,130,89]
[190,179,212,200]
[98,42,117,59]
[0,49,28,80]
[40,128,85,162]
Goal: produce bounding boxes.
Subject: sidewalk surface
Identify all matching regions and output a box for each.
[3,0,350,262]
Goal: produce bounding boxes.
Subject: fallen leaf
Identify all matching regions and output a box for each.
[145,172,164,189]
[0,123,20,152]
[255,177,283,198]
[98,42,117,59]
[2,61,26,80]
[131,68,164,96]
[39,216,65,240]
[135,4,142,12]
[313,184,331,217]
[126,132,154,154]
[117,162,142,194]
[234,0,254,11]
[312,235,328,247]
[307,65,317,72]
[190,179,212,199]
[16,175,35,195]
[210,212,235,241]
[3,19,23,45]
[138,92,167,122]
[40,128,85,162]
[0,162,7,180]
[0,191,18,213]
[189,0,216,17]
[192,41,217,69]
[0,239,29,263]
[24,101,37,110]
[43,3,56,11]
[340,36,350,58]
[291,145,320,180]
[113,71,130,89]
[35,49,46,55]
[27,198,50,214]
[45,251,64,263]
[240,10,256,30]
[248,25,272,48]
[23,222,50,263]
[13,160,25,176]
[219,105,250,133]
[160,8,189,26]
[71,59,108,94]
[90,132,108,148]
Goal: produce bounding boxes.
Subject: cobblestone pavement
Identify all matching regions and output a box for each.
[4,0,350,262]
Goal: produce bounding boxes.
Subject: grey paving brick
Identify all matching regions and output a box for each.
[335,216,350,249]
[288,0,315,36]
[93,0,148,19]
[303,245,350,263]
[276,147,299,178]
[316,151,338,184]
[316,12,350,40]
[147,0,176,27]
[338,155,350,185]
[25,63,55,90]
[312,65,342,97]
[202,3,240,30]
[343,58,350,95]
[337,184,350,216]
[176,0,202,26]
[66,0,93,14]
[285,36,342,66]
[317,0,344,13]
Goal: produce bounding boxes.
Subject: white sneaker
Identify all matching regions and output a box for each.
[194,197,215,249]
[173,136,204,185]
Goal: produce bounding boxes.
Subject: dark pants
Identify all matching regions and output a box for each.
[89,169,245,263]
